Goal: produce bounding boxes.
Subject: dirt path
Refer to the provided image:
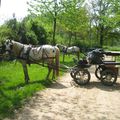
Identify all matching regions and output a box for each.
[8,66,120,120]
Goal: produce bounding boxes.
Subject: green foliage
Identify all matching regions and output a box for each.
[31,21,47,44]
[0,25,12,42]
[5,18,19,41]
[18,17,47,45]
[25,31,38,44]
[88,0,120,46]
[0,62,48,118]
[0,0,120,48]
[0,16,48,45]
[58,3,88,33]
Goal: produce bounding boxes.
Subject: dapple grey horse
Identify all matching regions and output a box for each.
[56,44,80,62]
[3,39,60,83]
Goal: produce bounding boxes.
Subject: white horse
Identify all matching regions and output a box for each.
[3,39,60,83]
[56,44,80,62]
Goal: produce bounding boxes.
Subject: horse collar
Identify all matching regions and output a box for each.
[19,46,32,61]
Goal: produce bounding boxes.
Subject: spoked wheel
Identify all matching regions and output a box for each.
[73,69,91,85]
[70,66,78,78]
[100,69,117,86]
[70,70,75,78]
[95,66,104,80]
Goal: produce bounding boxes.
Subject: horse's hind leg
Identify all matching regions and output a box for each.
[52,67,55,80]
[21,61,30,83]
[63,54,65,62]
[46,65,52,80]
[46,68,53,80]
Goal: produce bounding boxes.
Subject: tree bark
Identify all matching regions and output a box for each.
[99,25,104,47]
[52,0,57,45]
[68,32,72,46]
[52,16,57,45]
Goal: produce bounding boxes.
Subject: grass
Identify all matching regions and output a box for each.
[0,54,77,119]
[0,62,50,118]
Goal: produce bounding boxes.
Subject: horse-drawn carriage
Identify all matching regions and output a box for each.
[1,40,120,86]
[70,49,120,86]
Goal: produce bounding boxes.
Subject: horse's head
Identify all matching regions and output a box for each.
[2,39,13,55]
[56,44,60,48]
[56,44,67,52]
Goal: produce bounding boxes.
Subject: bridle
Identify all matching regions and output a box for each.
[5,41,13,55]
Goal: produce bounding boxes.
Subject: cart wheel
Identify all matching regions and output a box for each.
[74,69,91,85]
[70,70,75,78]
[101,69,117,86]
[95,66,103,80]
[70,66,78,78]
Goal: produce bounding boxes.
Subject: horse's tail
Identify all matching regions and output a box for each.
[55,47,60,76]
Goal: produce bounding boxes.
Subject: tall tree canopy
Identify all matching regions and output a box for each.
[87,0,120,46]
[27,0,89,46]
[28,0,63,45]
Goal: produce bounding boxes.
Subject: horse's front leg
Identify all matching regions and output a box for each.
[52,66,55,80]
[46,66,52,80]
[21,61,30,83]
[46,63,55,80]
[63,53,65,62]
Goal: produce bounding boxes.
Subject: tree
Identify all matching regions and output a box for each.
[0,24,12,42]
[17,17,47,45]
[4,16,19,41]
[28,0,62,45]
[57,0,89,46]
[88,0,120,46]
[0,16,47,45]
[31,20,47,44]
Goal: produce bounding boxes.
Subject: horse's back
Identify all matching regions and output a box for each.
[68,46,80,53]
[29,45,59,61]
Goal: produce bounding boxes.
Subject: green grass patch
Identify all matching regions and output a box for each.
[0,54,77,119]
[0,62,51,118]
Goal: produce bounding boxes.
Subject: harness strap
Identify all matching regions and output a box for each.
[18,46,24,58]
[17,46,31,64]
[26,47,31,61]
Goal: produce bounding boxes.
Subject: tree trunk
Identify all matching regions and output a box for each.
[89,19,92,47]
[52,16,56,45]
[74,32,77,41]
[52,0,57,45]
[68,32,72,46]
[99,25,104,47]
